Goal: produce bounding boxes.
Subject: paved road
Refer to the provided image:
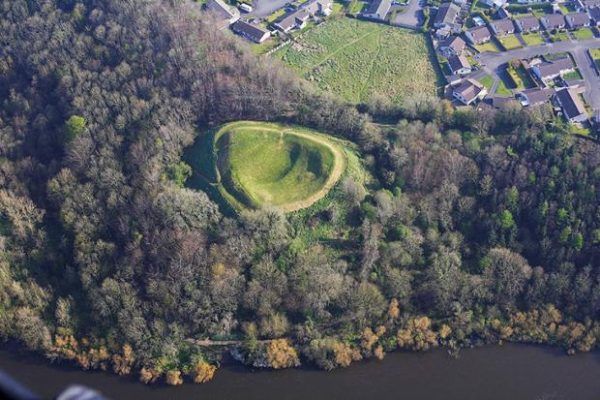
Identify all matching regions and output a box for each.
[572,48,600,113]
[248,0,289,18]
[476,38,600,110]
[392,0,425,29]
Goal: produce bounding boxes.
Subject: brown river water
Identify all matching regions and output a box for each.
[1,343,599,400]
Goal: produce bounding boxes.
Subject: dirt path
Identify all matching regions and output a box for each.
[214,121,347,213]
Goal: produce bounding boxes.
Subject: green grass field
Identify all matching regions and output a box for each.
[550,31,570,42]
[498,35,522,50]
[521,33,544,46]
[591,48,600,69]
[572,28,594,40]
[475,41,501,53]
[186,121,346,213]
[272,17,439,104]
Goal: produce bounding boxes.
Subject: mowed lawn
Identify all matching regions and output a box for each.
[521,33,545,46]
[272,17,438,104]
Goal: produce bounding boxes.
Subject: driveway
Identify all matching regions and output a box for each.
[392,0,425,29]
[248,0,289,18]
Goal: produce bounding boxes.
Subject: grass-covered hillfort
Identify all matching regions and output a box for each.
[186,121,346,213]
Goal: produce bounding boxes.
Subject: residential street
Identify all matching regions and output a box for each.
[392,0,425,29]
[474,39,600,111]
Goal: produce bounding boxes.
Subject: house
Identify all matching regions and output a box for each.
[532,57,575,83]
[361,0,392,20]
[448,54,472,75]
[232,20,271,43]
[452,79,488,105]
[480,0,507,7]
[489,18,516,36]
[496,7,511,19]
[515,15,541,32]
[540,13,566,30]
[590,7,600,26]
[205,0,240,29]
[439,35,466,57]
[465,26,492,44]
[273,9,310,32]
[565,12,591,28]
[576,0,600,10]
[301,0,333,16]
[516,87,554,106]
[554,88,588,122]
[433,2,461,28]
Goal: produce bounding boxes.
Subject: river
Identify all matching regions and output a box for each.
[1,344,599,399]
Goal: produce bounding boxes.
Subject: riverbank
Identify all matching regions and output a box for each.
[1,343,599,400]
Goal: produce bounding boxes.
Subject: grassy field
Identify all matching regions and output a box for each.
[521,32,545,46]
[550,31,570,42]
[186,121,347,213]
[478,75,494,91]
[272,17,439,104]
[475,41,501,53]
[572,28,594,40]
[591,48,600,69]
[498,35,522,50]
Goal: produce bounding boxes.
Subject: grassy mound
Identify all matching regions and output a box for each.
[187,121,346,213]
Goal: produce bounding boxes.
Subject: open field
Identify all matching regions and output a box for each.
[272,17,439,104]
[186,121,346,213]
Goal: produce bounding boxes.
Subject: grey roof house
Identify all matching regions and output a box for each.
[232,20,271,43]
[516,87,554,107]
[590,7,600,25]
[489,18,516,36]
[205,0,240,29]
[554,88,588,122]
[361,0,392,21]
[515,15,541,32]
[273,9,310,32]
[532,57,575,83]
[540,14,566,30]
[448,54,472,75]
[465,25,492,44]
[433,2,461,28]
[439,35,466,57]
[452,79,488,105]
[565,12,591,28]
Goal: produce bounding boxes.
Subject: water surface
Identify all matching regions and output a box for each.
[1,344,599,399]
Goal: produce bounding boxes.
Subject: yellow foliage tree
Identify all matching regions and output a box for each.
[191,361,217,383]
[165,369,183,386]
[266,339,300,369]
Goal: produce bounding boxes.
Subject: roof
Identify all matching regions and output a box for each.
[555,88,587,120]
[468,26,492,42]
[434,2,461,25]
[517,15,540,30]
[448,54,470,72]
[490,18,515,34]
[581,0,600,8]
[440,35,466,52]
[232,20,269,42]
[454,79,485,102]
[519,87,554,106]
[206,0,239,20]
[275,9,310,30]
[541,13,566,27]
[566,12,591,25]
[590,7,600,20]
[535,57,575,78]
[301,0,332,14]
[363,0,392,17]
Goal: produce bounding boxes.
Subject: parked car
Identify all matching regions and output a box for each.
[239,3,253,12]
